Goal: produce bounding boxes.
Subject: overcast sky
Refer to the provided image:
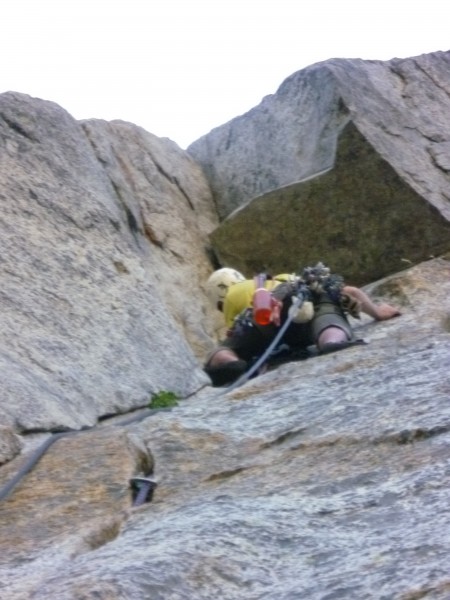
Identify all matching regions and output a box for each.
[2,1,449,149]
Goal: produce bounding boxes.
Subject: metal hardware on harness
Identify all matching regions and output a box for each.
[301,262,344,303]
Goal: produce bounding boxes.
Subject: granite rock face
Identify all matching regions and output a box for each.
[189,52,450,284]
[0,258,449,599]
[0,92,218,434]
[2,52,450,600]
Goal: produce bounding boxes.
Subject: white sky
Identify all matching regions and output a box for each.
[1,0,449,149]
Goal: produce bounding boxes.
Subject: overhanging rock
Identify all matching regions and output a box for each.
[209,120,450,285]
[189,52,450,221]
[189,52,450,284]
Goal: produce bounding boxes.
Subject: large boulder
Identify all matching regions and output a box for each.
[0,92,218,433]
[188,51,450,284]
[209,121,450,284]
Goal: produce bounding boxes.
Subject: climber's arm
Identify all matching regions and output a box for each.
[342,286,401,321]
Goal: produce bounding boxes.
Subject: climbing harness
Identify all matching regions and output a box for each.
[224,284,310,392]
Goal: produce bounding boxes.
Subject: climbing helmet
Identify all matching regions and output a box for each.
[206,268,245,310]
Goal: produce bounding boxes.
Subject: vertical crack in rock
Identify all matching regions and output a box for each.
[142,221,164,248]
[173,175,195,210]
[0,113,38,141]
[145,148,195,210]
[412,59,450,101]
[81,517,123,552]
[108,179,141,244]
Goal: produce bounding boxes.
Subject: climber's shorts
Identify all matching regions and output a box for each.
[206,322,290,364]
[311,295,353,341]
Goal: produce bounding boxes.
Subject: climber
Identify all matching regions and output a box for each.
[204,264,401,387]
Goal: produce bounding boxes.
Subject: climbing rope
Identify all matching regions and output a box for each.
[224,288,309,393]
[0,407,164,503]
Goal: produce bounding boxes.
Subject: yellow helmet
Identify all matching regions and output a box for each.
[206,268,246,309]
